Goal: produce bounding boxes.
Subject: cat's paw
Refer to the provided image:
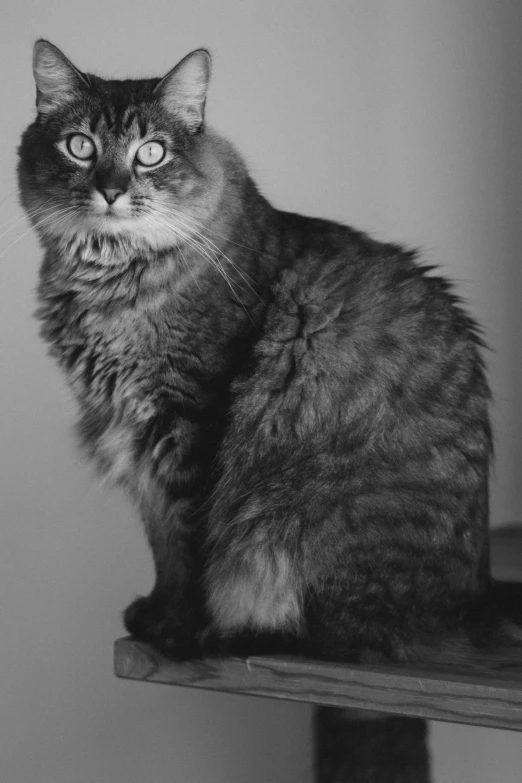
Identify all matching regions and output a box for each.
[123,594,203,660]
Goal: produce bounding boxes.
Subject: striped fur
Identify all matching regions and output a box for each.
[20,42,515,675]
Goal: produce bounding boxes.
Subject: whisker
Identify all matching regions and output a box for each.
[0,204,63,238]
[151,213,241,296]
[0,213,34,237]
[0,207,77,261]
[0,189,21,210]
[0,203,48,231]
[194,232,264,302]
[157,198,276,260]
[177,244,202,293]
[148,208,240,285]
[179,236,255,322]
[151,200,264,303]
[154,215,246,305]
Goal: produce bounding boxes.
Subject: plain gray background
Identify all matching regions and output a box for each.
[1,1,522,781]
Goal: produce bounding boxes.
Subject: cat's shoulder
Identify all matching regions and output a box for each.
[264,226,432,341]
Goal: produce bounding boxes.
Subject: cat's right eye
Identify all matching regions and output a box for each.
[66,134,96,161]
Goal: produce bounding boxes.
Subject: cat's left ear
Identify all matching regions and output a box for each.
[154,49,211,132]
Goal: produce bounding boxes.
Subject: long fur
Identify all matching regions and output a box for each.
[18,41,522,669]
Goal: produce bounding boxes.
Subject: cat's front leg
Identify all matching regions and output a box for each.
[101,397,220,659]
[123,494,209,659]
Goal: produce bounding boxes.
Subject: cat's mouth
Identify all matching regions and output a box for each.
[84,205,137,235]
[92,201,130,220]
[98,209,127,222]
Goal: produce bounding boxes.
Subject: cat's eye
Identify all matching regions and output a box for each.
[67,134,96,160]
[136,141,166,167]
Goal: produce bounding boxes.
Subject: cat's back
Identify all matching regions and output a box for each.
[231,218,489,459]
[264,218,481,372]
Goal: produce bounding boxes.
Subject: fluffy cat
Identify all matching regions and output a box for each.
[18,40,521,669]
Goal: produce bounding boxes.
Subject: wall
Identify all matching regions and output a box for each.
[0,1,521,781]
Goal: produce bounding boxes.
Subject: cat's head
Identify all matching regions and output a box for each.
[18,40,220,262]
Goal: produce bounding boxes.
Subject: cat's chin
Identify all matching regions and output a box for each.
[75,212,139,235]
[52,226,173,267]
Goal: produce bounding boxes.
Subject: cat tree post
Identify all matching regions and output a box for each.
[314,708,430,783]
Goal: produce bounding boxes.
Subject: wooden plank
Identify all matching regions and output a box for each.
[114,526,522,730]
[114,637,522,731]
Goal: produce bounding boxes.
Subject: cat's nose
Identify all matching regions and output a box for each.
[99,187,125,205]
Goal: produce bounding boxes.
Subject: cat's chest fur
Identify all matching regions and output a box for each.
[38,255,250,490]
[61,304,169,483]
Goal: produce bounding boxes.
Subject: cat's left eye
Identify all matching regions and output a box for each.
[136,141,166,167]
[67,134,96,160]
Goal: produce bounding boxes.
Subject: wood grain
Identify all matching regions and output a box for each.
[114,637,522,731]
[114,525,522,730]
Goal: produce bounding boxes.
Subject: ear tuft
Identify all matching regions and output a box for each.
[33,39,88,116]
[155,49,211,132]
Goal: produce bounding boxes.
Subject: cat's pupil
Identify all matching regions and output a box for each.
[68,133,95,160]
[137,141,164,166]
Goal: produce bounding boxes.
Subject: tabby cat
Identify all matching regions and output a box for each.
[19,40,520,670]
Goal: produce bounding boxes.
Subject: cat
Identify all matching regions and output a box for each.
[18,40,522,669]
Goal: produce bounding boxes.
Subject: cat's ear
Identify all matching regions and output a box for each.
[154,49,211,132]
[33,39,89,116]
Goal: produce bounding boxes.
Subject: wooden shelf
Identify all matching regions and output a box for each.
[114,525,522,731]
[114,638,522,731]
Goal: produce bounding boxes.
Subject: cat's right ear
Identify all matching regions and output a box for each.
[33,40,89,117]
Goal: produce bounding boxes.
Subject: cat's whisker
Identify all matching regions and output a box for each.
[150,206,258,304]
[0,203,66,238]
[187,227,257,289]
[0,188,22,210]
[183,239,241,300]
[0,207,78,261]
[155,198,262,282]
[139,212,180,258]
[0,207,74,251]
[178,245,202,293]
[137,208,183,248]
[157,197,277,261]
[0,203,49,231]
[147,217,204,293]
[140,214,221,297]
[177,230,251,311]
[171,211,253,270]
[196,222,275,259]
[195,233,264,303]
[153,201,264,303]
[34,207,80,237]
[0,212,35,237]
[176,229,237,295]
[140,209,235,293]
